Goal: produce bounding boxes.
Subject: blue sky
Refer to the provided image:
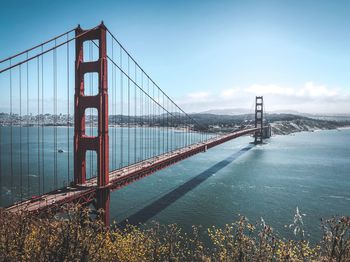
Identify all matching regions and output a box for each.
[1,0,350,114]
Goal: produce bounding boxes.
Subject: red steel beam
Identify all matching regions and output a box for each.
[74,23,109,187]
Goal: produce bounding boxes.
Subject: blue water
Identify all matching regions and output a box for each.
[109,129,350,241]
[0,126,209,206]
[1,127,350,241]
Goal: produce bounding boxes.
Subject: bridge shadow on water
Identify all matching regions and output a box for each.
[117,144,254,228]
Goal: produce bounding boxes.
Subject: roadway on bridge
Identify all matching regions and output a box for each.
[5,128,259,213]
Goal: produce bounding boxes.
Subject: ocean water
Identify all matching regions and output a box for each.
[1,127,350,241]
[109,129,350,241]
[0,126,209,206]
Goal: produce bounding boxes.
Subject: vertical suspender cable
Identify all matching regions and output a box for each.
[9,59,14,201]
[111,38,115,169]
[41,45,45,193]
[188,118,190,146]
[147,78,149,159]
[147,78,150,159]
[137,71,140,162]
[158,88,160,155]
[161,94,165,154]
[141,72,143,161]
[0,100,1,204]
[181,108,183,146]
[19,65,23,200]
[166,97,168,152]
[134,64,136,163]
[67,34,70,184]
[26,53,30,196]
[127,56,130,167]
[183,112,184,146]
[183,112,185,148]
[175,106,177,149]
[37,57,40,195]
[163,94,165,153]
[0,79,1,204]
[54,39,58,190]
[149,80,151,157]
[166,98,168,152]
[120,46,123,168]
[190,118,192,145]
[114,42,117,169]
[170,102,172,151]
[184,117,187,147]
[174,104,176,150]
[152,82,157,157]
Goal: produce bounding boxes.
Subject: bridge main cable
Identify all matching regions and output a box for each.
[0,28,75,64]
[0,26,99,74]
[105,28,209,133]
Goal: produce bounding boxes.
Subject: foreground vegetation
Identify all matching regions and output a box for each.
[0,206,349,261]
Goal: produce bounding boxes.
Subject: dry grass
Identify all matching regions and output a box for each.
[0,205,349,261]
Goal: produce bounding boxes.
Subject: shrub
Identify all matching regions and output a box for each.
[0,205,349,261]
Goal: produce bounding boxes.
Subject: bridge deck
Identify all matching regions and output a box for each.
[5,128,259,213]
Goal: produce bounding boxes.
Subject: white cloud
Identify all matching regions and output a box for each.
[177,82,350,114]
[246,82,340,98]
[246,84,295,96]
[220,88,238,99]
[187,91,211,102]
[297,81,338,97]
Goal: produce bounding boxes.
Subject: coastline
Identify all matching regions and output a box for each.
[270,119,350,136]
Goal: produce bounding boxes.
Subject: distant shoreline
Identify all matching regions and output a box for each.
[271,120,350,136]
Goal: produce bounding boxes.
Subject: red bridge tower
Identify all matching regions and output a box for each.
[74,23,110,225]
[255,96,264,144]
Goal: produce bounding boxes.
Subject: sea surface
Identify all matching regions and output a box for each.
[1,127,350,241]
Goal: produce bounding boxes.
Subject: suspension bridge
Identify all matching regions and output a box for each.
[0,23,271,224]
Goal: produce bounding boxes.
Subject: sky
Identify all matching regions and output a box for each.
[1,0,350,114]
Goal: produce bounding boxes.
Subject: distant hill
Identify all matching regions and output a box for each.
[200,108,251,115]
[199,108,350,121]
